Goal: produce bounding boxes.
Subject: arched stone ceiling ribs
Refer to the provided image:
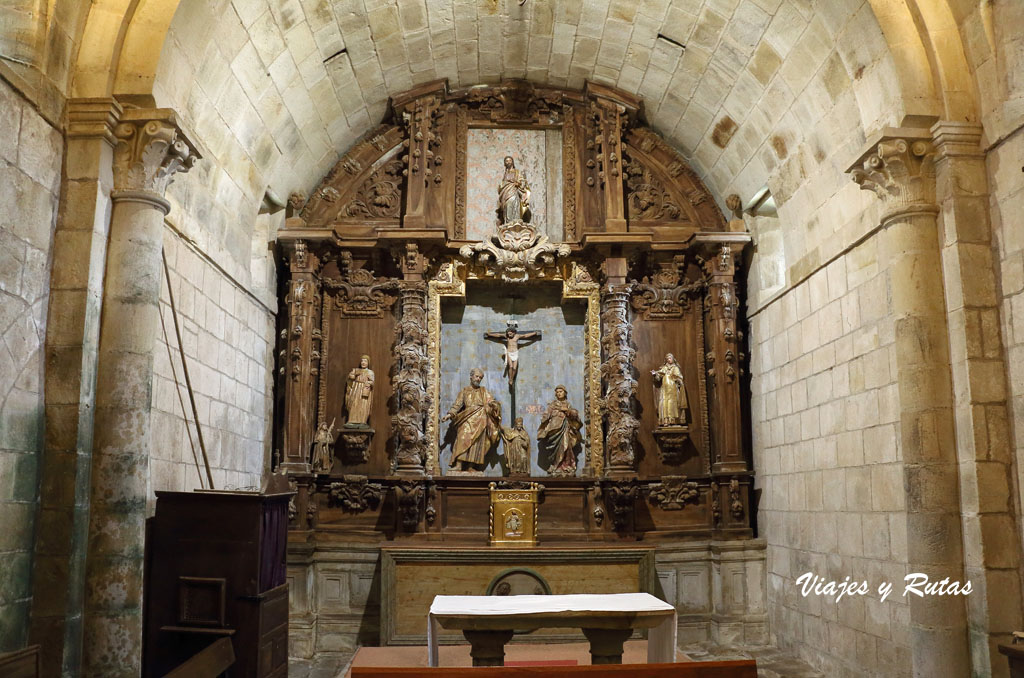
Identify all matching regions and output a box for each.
[60,0,982,243]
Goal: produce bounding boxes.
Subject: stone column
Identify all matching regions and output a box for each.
[30,98,121,678]
[932,121,1022,677]
[849,130,970,676]
[82,110,198,678]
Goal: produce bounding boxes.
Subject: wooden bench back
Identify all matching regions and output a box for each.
[0,646,40,678]
[351,660,758,678]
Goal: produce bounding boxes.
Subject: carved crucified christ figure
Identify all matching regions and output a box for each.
[484,321,542,387]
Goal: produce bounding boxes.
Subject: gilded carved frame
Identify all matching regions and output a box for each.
[425,260,602,476]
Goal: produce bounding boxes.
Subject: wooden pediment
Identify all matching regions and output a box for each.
[291,81,726,244]
[300,124,405,228]
[623,127,726,231]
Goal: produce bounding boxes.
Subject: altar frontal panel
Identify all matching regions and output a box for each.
[380,546,655,645]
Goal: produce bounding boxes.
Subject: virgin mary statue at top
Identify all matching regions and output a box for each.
[497,156,531,224]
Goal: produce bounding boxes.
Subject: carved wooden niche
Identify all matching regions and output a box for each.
[315,252,399,474]
[630,255,710,477]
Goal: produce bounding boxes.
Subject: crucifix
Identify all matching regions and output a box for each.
[484,320,542,388]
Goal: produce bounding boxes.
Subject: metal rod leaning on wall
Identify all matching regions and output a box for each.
[162,250,215,489]
[158,291,204,489]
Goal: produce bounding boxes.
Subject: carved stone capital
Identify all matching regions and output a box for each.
[112,109,201,212]
[848,129,936,221]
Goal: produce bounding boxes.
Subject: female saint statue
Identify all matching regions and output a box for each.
[345,355,374,427]
[501,417,531,476]
[538,385,583,476]
[497,156,531,224]
[651,353,687,426]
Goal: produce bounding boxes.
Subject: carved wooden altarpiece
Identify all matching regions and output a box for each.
[276,80,754,548]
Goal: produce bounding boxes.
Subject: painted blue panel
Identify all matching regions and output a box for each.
[438,281,586,476]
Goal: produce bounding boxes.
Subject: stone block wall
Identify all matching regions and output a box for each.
[748,232,912,676]
[989,129,1024,549]
[150,228,275,501]
[0,76,62,651]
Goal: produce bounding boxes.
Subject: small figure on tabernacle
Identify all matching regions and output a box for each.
[497,156,531,224]
[651,353,687,427]
[344,355,374,427]
[442,368,502,473]
[501,417,531,476]
[311,419,337,474]
[484,321,541,387]
[538,385,584,477]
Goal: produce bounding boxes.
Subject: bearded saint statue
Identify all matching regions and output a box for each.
[442,368,502,472]
[344,355,374,427]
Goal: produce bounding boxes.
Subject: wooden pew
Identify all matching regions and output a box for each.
[352,660,758,678]
[0,646,40,678]
[161,637,234,678]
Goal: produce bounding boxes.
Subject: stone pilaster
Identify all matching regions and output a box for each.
[932,121,1022,677]
[83,109,199,678]
[849,129,970,677]
[30,98,121,678]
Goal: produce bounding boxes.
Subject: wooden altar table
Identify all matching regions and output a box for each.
[427,593,677,667]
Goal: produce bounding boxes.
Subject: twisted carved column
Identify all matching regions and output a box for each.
[600,283,638,475]
[849,131,970,676]
[393,282,429,474]
[84,110,199,678]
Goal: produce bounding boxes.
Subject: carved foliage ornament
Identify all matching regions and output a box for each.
[112,117,199,200]
[623,150,682,220]
[602,480,638,531]
[340,159,405,219]
[328,475,384,513]
[459,221,570,282]
[392,282,430,472]
[648,477,700,510]
[600,284,639,470]
[631,259,705,319]
[462,82,564,123]
[850,137,937,211]
[395,479,425,531]
[323,252,399,318]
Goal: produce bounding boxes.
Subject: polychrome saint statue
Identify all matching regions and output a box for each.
[443,367,502,472]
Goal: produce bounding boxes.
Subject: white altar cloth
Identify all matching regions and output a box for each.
[427,592,677,666]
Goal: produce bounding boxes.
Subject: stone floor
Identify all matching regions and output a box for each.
[682,644,824,678]
[289,654,354,678]
[289,644,824,678]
